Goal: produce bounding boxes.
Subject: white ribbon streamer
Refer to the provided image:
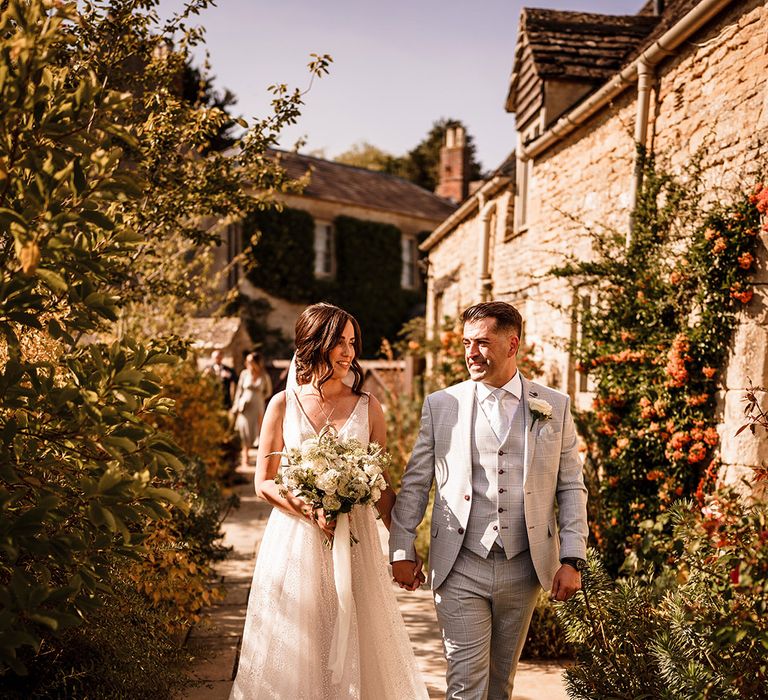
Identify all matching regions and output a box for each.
[328,511,352,683]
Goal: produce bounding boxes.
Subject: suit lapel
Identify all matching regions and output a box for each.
[521,377,539,483]
[457,380,475,490]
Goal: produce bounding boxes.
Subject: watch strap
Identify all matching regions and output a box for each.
[560,557,586,572]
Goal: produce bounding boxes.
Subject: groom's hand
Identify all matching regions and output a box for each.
[392,558,424,591]
[550,564,582,602]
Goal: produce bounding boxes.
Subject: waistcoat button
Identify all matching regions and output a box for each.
[464,494,470,501]
[492,525,498,531]
[498,508,504,513]
[498,449,504,455]
[498,469,505,475]
[458,527,465,534]
[499,488,505,493]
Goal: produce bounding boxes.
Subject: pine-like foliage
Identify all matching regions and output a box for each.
[559,494,768,699]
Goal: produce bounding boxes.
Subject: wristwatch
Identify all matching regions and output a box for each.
[560,557,586,572]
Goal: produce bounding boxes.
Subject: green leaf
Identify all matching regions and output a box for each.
[36,268,68,294]
[72,159,87,195]
[81,209,114,230]
[0,208,28,229]
[28,613,58,631]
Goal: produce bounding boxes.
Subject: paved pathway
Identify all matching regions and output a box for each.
[183,476,569,700]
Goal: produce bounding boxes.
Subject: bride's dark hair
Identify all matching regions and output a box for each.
[294,303,364,395]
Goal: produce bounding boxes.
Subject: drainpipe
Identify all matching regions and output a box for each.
[477,194,496,301]
[627,59,655,246]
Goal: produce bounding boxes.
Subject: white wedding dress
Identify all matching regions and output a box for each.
[230,390,429,699]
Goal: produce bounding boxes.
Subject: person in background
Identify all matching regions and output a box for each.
[207,349,237,410]
[231,351,273,468]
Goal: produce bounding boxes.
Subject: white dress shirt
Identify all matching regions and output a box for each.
[475,371,522,441]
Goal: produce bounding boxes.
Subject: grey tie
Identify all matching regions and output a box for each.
[487,388,509,441]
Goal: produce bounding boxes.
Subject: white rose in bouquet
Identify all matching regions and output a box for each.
[316,468,341,494]
[273,433,394,548]
[322,494,342,511]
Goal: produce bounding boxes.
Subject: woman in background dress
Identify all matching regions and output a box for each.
[232,351,272,468]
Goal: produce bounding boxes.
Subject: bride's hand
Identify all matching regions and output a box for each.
[313,507,337,542]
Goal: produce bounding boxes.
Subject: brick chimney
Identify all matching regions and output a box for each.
[436,125,469,203]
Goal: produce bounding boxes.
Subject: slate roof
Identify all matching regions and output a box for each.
[272,150,457,223]
[625,0,702,63]
[520,8,658,82]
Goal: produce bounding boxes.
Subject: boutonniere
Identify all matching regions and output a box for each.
[529,396,553,431]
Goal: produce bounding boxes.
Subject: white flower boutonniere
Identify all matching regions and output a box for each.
[529,397,553,431]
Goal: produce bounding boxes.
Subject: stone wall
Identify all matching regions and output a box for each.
[426,0,768,473]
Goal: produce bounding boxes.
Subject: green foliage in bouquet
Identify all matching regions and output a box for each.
[0,0,329,687]
[558,490,768,699]
[553,153,763,572]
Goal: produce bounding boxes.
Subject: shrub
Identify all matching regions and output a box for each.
[0,0,327,689]
[1,577,195,699]
[559,491,768,699]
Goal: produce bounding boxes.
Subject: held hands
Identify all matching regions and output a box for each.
[550,564,581,602]
[391,555,427,591]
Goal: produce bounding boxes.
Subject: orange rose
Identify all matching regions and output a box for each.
[738,252,754,269]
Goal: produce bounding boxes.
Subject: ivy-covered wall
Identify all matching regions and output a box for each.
[333,215,420,355]
[244,206,316,302]
[244,208,420,355]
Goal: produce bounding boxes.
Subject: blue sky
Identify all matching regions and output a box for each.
[158,0,642,172]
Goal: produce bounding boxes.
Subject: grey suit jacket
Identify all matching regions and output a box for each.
[390,377,588,591]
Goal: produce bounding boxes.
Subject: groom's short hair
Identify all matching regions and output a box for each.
[462,301,522,338]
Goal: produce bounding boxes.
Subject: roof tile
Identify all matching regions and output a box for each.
[272,150,457,222]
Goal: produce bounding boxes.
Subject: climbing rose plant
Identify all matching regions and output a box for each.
[554,156,763,573]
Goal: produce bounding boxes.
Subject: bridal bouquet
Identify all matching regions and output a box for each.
[274,435,390,541]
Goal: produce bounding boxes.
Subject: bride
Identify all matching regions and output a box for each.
[229,303,428,699]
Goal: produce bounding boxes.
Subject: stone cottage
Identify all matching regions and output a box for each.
[422,0,768,480]
[214,150,455,355]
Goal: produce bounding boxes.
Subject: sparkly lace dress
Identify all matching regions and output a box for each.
[229,391,429,700]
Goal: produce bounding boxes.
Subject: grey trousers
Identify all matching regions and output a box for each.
[433,547,540,700]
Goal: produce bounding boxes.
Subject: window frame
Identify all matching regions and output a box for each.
[313,220,336,279]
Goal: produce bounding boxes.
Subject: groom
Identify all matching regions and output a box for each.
[390,301,588,699]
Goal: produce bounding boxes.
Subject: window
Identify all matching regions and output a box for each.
[515,156,531,232]
[513,123,539,234]
[313,222,335,278]
[433,292,444,338]
[401,235,418,289]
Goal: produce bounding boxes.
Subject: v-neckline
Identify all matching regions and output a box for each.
[292,390,365,437]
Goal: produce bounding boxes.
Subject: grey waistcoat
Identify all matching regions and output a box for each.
[463,394,529,559]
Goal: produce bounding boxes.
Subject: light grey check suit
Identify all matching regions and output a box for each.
[390,377,588,698]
